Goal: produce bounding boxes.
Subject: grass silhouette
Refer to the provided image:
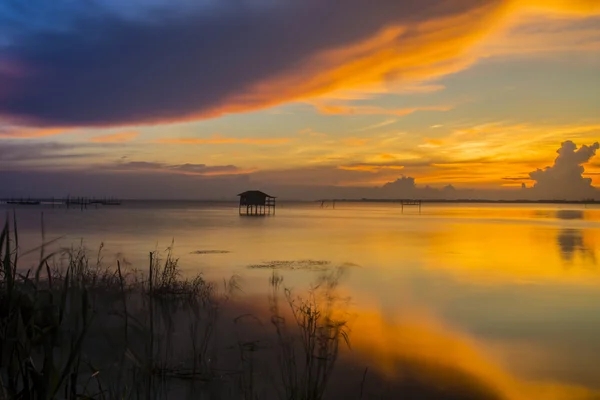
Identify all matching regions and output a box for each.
[0,218,350,399]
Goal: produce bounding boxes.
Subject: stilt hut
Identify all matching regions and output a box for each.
[238,190,276,216]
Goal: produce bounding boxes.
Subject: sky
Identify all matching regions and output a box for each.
[0,0,599,200]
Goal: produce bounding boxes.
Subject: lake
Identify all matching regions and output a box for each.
[3,201,600,399]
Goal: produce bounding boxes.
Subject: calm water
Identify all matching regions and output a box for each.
[4,201,600,398]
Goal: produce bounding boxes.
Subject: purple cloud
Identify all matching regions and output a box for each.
[0,0,497,126]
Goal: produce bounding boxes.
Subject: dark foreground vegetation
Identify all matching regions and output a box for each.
[0,218,519,400]
[0,217,358,400]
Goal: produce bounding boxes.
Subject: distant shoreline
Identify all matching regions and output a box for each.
[1,198,598,205]
[316,199,599,205]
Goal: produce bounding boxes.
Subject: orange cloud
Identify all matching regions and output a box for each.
[239,1,600,119]
[312,103,453,117]
[309,81,446,103]
[379,153,397,161]
[403,122,600,186]
[478,14,600,57]
[156,135,292,145]
[0,127,69,138]
[511,0,600,15]
[243,5,507,112]
[89,131,139,143]
[419,138,444,148]
[339,164,404,173]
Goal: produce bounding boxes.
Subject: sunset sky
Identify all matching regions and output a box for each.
[1,0,599,199]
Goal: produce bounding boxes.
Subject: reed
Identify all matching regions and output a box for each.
[0,219,92,399]
[268,271,350,400]
[0,218,351,399]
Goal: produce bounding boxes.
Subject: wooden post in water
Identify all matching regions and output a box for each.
[400,199,422,214]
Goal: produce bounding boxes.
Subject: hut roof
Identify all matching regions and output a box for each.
[237,190,276,198]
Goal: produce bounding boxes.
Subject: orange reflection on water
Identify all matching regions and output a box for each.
[314,206,600,285]
[422,222,598,284]
[347,306,599,400]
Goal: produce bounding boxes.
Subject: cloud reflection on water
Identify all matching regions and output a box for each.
[557,229,596,265]
[552,209,597,265]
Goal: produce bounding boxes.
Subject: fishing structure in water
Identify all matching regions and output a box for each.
[0,197,122,210]
[238,190,276,216]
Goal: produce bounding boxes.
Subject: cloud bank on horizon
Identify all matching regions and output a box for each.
[529,141,600,199]
[0,0,599,126]
[378,141,600,200]
[1,141,598,200]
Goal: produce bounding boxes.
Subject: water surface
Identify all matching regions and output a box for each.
[4,201,600,398]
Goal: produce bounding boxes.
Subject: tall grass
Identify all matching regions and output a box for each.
[0,218,351,399]
[0,219,91,399]
[269,271,350,400]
